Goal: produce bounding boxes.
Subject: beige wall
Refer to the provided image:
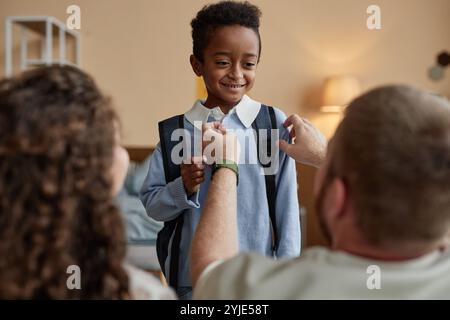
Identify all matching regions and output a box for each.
[1,0,449,247]
[1,0,449,145]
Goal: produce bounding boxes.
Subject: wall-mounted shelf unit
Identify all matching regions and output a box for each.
[4,16,81,77]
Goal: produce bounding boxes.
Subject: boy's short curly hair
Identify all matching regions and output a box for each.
[191,1,262,62]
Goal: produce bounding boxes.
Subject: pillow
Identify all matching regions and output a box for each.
[116,189,162,244]
[124,153,152,196]
[117,151,163,244]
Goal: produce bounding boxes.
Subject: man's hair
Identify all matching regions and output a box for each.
[0,66,129,298]
[331,85,450,249]
[191,0,262,62]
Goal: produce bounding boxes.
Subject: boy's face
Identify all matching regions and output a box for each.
[191,25,259,109]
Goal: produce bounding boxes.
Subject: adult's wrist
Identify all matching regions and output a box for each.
[212,160,239,185]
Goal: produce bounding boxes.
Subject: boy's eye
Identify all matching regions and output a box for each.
[216,61,230,66]
[244,62,256,69]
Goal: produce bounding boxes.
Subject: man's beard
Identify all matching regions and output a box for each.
[315,180,333,246]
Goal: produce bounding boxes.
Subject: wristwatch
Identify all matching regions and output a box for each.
[212,160,239,185]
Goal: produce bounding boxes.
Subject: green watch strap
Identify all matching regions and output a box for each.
[212,160,239,185]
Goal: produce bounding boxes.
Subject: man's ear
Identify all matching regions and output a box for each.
[324,177,347,220]
[190,55,202,77]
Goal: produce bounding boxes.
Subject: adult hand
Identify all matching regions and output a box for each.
[202,122,240,164]
[278,115,327,168]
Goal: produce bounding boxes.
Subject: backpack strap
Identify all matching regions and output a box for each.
[157,114,185,289]
[252,105,279,254]
[158,114,184,183]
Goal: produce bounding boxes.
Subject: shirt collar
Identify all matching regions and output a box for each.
[184,95,261,128]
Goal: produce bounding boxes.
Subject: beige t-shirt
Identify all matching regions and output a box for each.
[125,264,177,300]
[194,247,450,299]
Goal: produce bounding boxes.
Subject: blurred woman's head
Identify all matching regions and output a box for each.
[0,65,129,298]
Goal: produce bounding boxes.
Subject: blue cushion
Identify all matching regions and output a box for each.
[116,152,162,244]
[124,154,152,196]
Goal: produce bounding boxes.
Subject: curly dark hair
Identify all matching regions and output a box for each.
[191,0,262,62]
[0,66,129,299]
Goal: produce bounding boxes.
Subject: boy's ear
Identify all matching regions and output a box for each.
[190,55,202,77]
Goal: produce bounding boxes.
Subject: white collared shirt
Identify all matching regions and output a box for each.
[184,95,261,128]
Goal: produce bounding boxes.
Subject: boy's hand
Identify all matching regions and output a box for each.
[278,114,327,168]
[181,156,205,196]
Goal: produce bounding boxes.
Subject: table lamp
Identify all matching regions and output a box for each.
[321,75,362,113]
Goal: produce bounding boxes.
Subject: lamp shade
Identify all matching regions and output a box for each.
[321,75,361,113]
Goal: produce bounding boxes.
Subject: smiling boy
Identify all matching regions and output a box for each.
[140,1,300,299]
